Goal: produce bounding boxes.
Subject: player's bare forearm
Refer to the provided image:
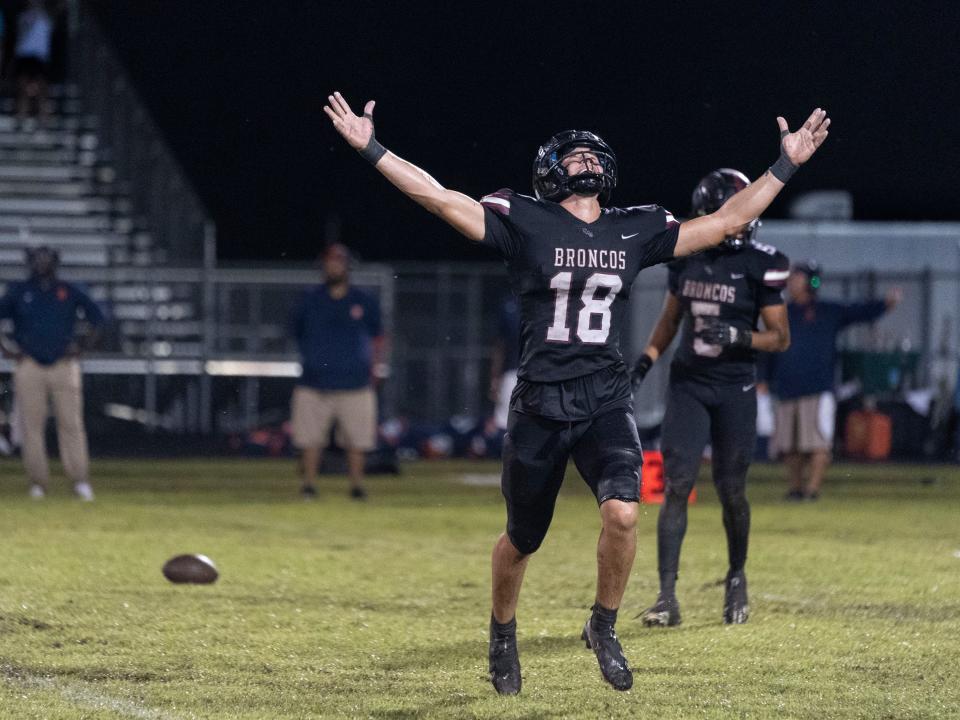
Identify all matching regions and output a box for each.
[643,293,683,361]
[752,304,790,353]
[675,108,829,257]
[323,92,485,242]
[675,173,783,256]
[375,152,486,241]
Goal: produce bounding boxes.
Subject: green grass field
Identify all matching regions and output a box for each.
[0,457,958,719]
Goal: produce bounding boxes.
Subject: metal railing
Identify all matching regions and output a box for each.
[0,260,954,435]
[71,2,213,265]
[0,263,395,434]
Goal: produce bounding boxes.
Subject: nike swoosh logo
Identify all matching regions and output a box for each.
[731,273,745,279]
[621,232,639,240]
[742,383,756,392]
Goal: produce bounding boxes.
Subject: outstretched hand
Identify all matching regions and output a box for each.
[323,91,375,151]
[778,108,830,166]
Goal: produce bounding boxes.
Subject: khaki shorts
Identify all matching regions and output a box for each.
[291,385,377,451]
[772,392,836,455]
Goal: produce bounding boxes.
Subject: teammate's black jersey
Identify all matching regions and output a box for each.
[481,189,680,383]
[668,241,789,385]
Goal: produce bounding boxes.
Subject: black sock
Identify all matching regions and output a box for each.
[590,603,618,632]
[721,495,750,576]
[657,492,689,597]
[490,615,516,639]
[658,571,678,597]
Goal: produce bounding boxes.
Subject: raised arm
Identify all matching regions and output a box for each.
[323,92,486,242]
[675,109,830,257]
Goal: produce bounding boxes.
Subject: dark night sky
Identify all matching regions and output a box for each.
[91,1,959,262]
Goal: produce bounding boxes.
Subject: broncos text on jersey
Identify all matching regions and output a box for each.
[668,241,789,385]
[481,189,679,383]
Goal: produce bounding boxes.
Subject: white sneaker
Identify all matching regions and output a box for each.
[73,481,95,502]
[29,484,46,500]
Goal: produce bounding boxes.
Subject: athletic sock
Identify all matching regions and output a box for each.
[722,498,751,574]
[590,603,618,633]
[659,571,678,597]
[490,615,516,638]
[657,493,688,596]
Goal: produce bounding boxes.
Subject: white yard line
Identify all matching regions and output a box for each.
[758,592,834,610]
[458,473,501,487]
[2,666,184,720]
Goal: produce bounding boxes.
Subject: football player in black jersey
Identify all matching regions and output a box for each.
[634,169,791,629]
[323,91,829,694]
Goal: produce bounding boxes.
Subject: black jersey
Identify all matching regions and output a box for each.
[668,240,789,385]
[481,189,680,384]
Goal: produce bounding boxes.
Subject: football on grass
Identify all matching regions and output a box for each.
[162,554,219,584]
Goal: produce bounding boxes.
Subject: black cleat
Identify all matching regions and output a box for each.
[784,489,805,502]
[640,593,682,627]
[349,486,368,501]
[581,620,633,691]
[723,571,749,624]
[488,625,521,695]
[300,484,318,500]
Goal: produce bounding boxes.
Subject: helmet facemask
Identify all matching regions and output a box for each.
[722,218,760,250]
[533,131,618,206]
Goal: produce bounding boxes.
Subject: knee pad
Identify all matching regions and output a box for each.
[662,473,696,502]
[717,484,749,513]
[602,446,642,483]
[596,446,642,503]
[506,521,547,555]
[662,448,700,497]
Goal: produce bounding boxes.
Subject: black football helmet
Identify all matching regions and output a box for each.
[532,130,617,206]
[691,168,757,250]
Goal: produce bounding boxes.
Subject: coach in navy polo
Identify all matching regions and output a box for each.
[290,243,385,500]
[766,261,901,500]
[0,246,105,500]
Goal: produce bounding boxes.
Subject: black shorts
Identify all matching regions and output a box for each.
[511,362,632,421]
[500,405,642,554]
[660,376,757,495]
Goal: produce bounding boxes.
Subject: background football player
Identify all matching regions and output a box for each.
[633,169,791,627]
[323,91,829,694]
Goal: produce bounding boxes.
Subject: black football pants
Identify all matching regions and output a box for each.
[657,377,756,594]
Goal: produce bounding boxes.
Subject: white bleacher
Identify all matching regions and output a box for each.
[0,84,197,354]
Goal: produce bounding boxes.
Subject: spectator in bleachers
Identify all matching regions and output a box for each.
[14,0,53,126]
[0,246,105,500]
[766,260,901,500]
[289,243,386,500]
[489,295,520,432]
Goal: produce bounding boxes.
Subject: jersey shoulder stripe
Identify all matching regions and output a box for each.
[480,188,513,215]
[746,240,790,287]
[481,189,542,216]
[620,203,661,213]
[613,204,680,228]
[763,268,790,287]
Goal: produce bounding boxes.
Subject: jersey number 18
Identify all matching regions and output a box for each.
[546,272,622,344]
